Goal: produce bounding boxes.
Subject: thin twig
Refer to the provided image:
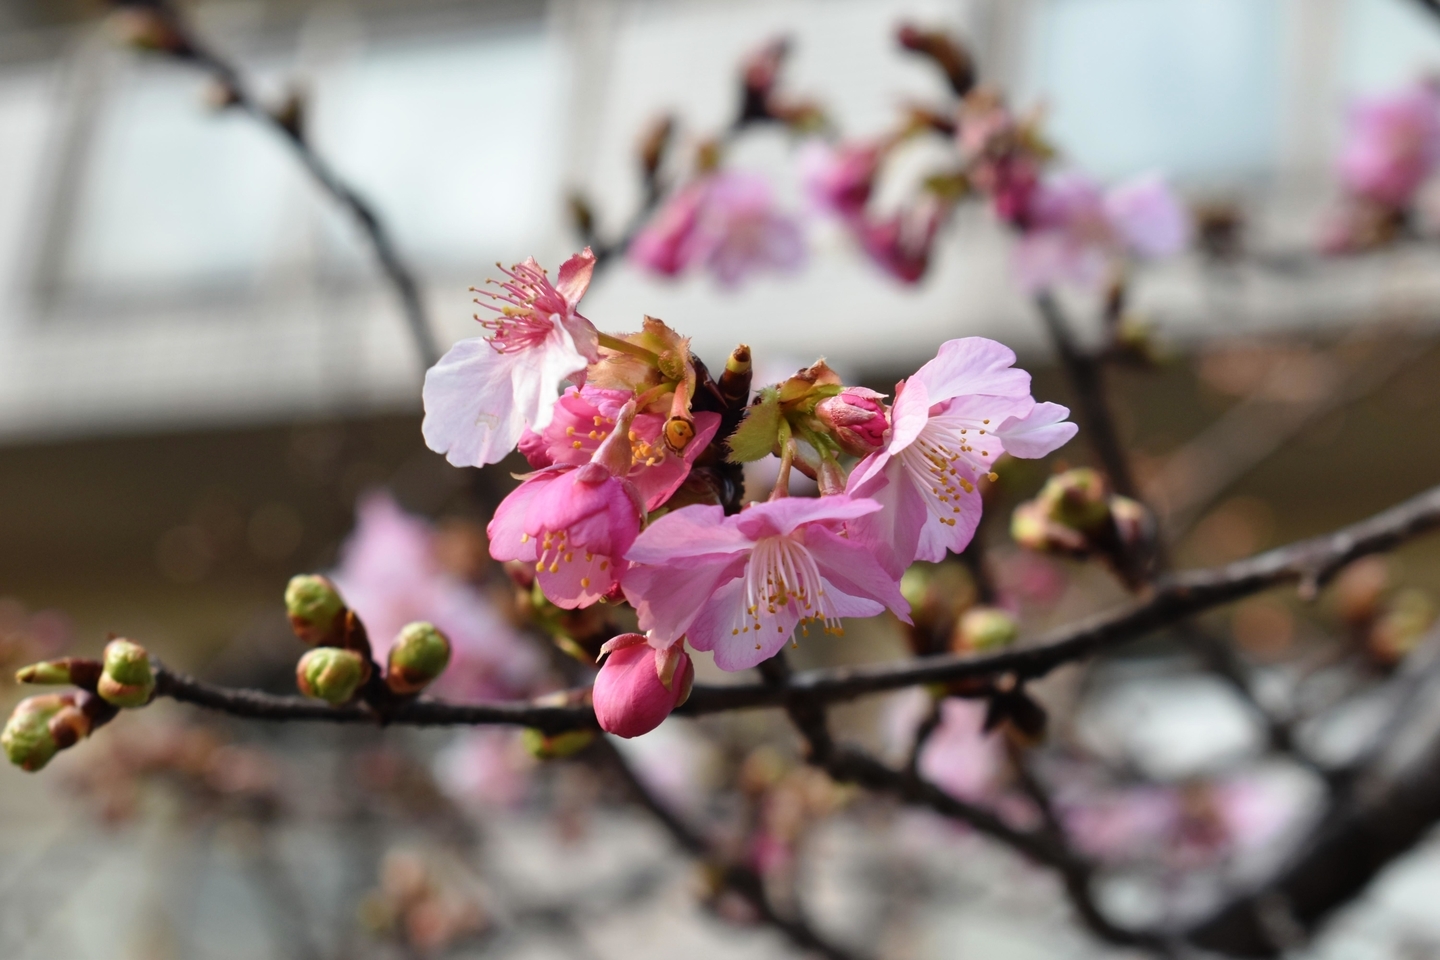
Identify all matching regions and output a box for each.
[123,0,439,369]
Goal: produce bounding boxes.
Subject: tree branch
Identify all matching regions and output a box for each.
[150,481,1440,728]
[118,0,440,369]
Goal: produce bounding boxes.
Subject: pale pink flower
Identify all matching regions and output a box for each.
[488,404,644,609]
[1339,84,1440,208]
[623,496,910,672]
[592,634,694,738]
[917,699,1004,802]
[330,492,541,700]
[846,338,1077,577]
[799,140,883,221]
[630,172,805,287]
[1014,172,1187,291]
[422,249,600,468]
[517,385,721,511]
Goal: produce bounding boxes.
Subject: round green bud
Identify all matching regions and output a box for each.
[385,622,452,696]
[1038,468,1112,532]
[954,607,1019,653]
[521,727,595,760]
[97,639,155,708]
[285,574,346,646]
[2,695,65,772]
[296,647,368,705]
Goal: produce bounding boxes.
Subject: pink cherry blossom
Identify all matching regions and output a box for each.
[623,496,910,672]
[329,492,541,701]
[799,140,883,221]
[917,699,1004,803]
[422,249,600,468]
[489,404,644,609]
[1013,172,1188,291]
[1339,83,1440,208]
[855,199,944,284]
[592,634,694,738]
[630,172,805,287]
[517,385,721,511]
[846,338,1077,577]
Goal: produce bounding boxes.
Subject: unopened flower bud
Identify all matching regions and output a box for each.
[15,657,102,689]
[521,728,596,760]
[296,648,369,705]
[2,695,65,771]
[285,574,347,646]
[385,622,452,696]
[1010,499,1085,554]
[1037,468,1112,532]
[47,702,93,750]
[593,635,693,738]
[953,607,1018,653]
[815,388,889,457]
[97,638,155,708]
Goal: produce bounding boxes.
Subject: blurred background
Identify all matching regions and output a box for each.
[4,0,1440,958]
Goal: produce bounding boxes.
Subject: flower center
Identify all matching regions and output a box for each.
[730,534,842,643]
[472,260,571,354]
[899,417,1001,527]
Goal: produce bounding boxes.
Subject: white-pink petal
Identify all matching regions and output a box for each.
[994,402,1079,459]
[422,338,528,469]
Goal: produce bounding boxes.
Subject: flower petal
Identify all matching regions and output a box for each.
[994,401,1078,459]
[805,526,912,623]
[422,337,527,468]
[911,337,1032,404]
[624,554,747,644]
[626,505,753,564]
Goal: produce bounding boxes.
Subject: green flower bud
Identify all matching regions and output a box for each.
[97,639,155,708]
[285,574,347,646]
[385,622,452,696]
[15,657,102,688]
[2,695,65,772]
[521,727,595,760]
[296,647,369,705]
[953,607,1019,653]
[1037,468,1112,532]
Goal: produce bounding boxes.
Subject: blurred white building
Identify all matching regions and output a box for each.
[1,0,1439,442]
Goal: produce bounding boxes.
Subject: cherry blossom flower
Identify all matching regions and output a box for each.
[422,249,600,468]
[330,492,541,701]
[799,140,883,222]
[623,496,910,671]
[846,338,1077,577]
[1013,172,1188,291]
[1338,83,1440,208]
[917,698,1004,802]
[489,403,644,609]
[516,385,721,511]
[592,634,693,738]
[630,172,805,287]
[856,200,945,284]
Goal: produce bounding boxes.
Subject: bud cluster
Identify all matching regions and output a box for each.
[1011,468,1156,588]
[284,575,452,704]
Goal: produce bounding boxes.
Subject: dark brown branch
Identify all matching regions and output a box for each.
[122,1,439,369]
[151,481,1440,728]
[1033,292,1139,498]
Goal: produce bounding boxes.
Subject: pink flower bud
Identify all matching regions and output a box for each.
[816,388,889,456]
[592,634,693,739]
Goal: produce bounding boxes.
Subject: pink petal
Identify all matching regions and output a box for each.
[624,553,748,645]
[732,494,882,541]
[556,247,597,310]
[994,401,1078,459]
[911,337,1033,405]
[805,526,911,623]
[625,505,753,565]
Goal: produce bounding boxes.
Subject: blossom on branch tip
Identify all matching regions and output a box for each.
[422,249,600,468]
[846,338,1077,577]
[489,403,645,609]
[623,497,910,671]
[630,172,805,287]
[592,634,694,738]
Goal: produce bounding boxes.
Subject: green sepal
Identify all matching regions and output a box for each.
[727,387,783,463]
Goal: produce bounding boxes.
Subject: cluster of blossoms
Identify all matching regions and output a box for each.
[618,28,1188,292]
[420,248,1077,737]
[1323,80,1440,253]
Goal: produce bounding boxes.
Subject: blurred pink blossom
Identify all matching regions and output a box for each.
[1338,83,1440,208]
[630,171,805,287]
[917,699,1003,802]
[330,492,541,701]
[434,729,536,808]
[799,140,883,221]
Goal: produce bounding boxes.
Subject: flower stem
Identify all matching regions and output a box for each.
[597,332,661,364]
[770,424,795,501]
